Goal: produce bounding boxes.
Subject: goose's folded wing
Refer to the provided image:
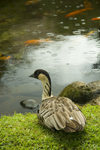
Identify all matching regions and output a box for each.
[38,97,86,132]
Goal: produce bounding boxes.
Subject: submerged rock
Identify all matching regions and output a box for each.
[59,81,100,105]
[20,99,39,112]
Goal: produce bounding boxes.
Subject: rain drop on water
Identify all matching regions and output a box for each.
[75,23,80,27]
[64,26,69,29]
[82,22,86,25]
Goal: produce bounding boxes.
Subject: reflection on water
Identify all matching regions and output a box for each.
[0,0,100,115]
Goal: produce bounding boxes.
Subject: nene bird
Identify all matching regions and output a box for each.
[30,69,86,132]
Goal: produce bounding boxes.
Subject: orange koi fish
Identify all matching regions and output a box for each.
[24,38,52,46]
[91,17,100,21]
[65,8,92,18]
[0,54,11,60]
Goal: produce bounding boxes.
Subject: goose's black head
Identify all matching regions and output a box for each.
[29,69,51,84]
[30,69,52,97]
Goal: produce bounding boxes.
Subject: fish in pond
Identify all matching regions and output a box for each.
[24,38,52,46]
[65,8,93,18]
[91,17,100,21]
[0,53,11,60]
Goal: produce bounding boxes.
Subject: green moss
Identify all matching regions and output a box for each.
[59,83,93,104]
[0,105,100,150]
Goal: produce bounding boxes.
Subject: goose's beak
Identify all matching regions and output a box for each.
[29,74,34,78]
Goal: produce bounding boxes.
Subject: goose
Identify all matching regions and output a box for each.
[30,69,86,132]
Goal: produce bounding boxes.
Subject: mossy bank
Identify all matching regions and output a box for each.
[0,105,100,150]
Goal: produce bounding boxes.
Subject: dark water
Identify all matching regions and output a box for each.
[0,0,100,115]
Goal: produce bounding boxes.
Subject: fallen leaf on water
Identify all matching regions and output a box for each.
[91,17,100,21]
[24,38,52,46]
[65,8,93,18]
[85,30,95,37]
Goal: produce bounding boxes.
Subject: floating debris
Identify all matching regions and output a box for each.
[85,30,95,37]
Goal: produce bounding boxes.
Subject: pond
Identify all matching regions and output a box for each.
[0,0,100,115]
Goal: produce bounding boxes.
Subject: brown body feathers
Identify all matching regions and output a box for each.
[38,97,86,132]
